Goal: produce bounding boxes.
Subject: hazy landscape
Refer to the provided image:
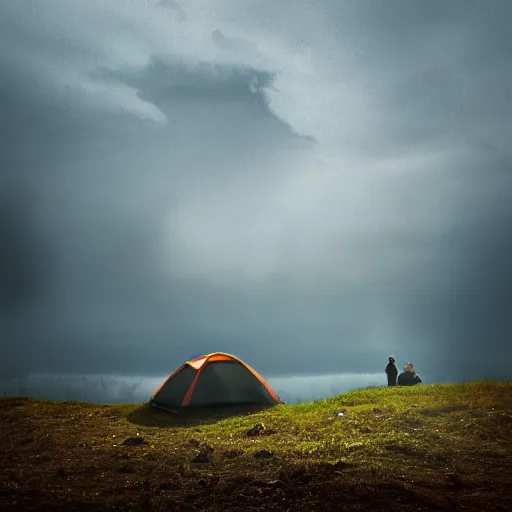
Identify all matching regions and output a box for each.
[3,371,388,405]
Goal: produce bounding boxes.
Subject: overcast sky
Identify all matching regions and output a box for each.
[1,0,511,382]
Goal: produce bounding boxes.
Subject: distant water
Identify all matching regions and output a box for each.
[4,371,386,405]
[269,373,386,403]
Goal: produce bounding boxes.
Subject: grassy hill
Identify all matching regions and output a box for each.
[1,381,511,511]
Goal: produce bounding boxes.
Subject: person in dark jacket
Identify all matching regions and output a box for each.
[385,356,398,386]
[397,362,423,386]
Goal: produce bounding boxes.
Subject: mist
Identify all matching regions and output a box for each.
[2,372,409,406]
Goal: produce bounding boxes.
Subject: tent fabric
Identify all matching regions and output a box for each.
[150,352,280,410]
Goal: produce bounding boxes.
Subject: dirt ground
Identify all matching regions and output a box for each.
[1,386,511,511]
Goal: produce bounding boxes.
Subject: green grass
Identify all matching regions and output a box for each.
[1,381,511,511]
[129,382,511,467]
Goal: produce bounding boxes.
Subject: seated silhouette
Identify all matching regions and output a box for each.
[397,362,423,386]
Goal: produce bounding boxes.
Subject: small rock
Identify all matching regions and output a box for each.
[191,445,214,464]
[201,444,214,454]
[191,452,210,463]
[254,449,274,459]
[246,423,266,436]
[122,437,147,446]
[197,476,220,489]
[266,480,285,488]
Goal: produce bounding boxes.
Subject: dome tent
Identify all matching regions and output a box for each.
[150,352,280,412]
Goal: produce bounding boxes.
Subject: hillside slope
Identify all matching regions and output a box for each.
[1,381,511,511]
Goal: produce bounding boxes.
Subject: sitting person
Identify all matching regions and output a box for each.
[397,362,423,386]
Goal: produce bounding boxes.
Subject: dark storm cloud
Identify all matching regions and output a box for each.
[0,51,312,375]
[0,0,511,383]
[97,59,276,105]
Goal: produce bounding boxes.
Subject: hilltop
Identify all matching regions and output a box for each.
[1,381,511,511]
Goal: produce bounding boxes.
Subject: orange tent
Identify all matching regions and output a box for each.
[150,352,280,411]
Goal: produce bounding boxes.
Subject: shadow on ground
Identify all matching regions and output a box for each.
[126,402,276,428]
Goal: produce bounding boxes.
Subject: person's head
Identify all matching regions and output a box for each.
[405,362,415,372]
[388,356,395,363]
